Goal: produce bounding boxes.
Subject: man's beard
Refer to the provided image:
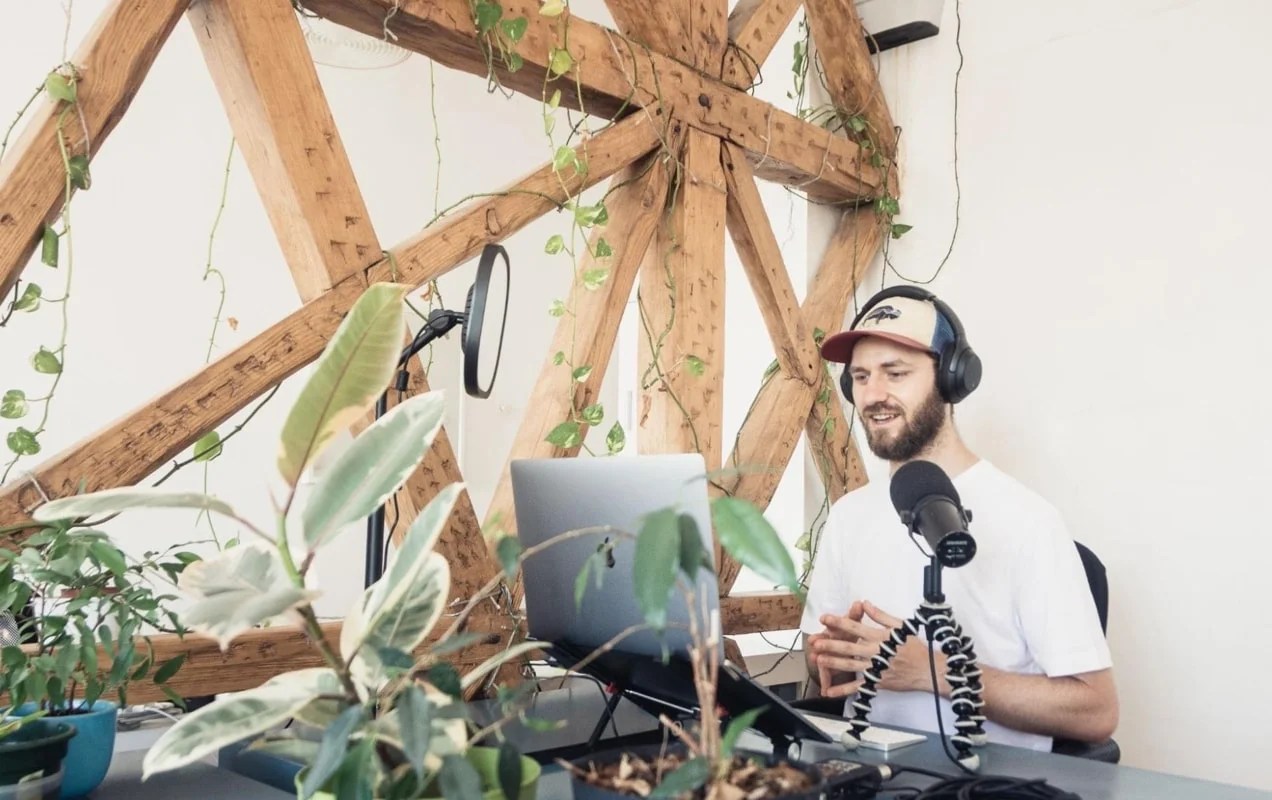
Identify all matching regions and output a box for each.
[859,387,947,462]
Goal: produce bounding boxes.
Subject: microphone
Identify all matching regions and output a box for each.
[890,460,976,568]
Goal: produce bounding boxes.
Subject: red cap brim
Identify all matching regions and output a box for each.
[820,330,934,364]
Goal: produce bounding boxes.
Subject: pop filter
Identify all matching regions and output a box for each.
[461,244,510,399]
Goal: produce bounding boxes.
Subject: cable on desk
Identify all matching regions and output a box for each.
[879,773,1082,799]
[876,640,1079,800]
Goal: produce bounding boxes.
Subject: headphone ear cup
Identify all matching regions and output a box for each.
[839,367,855,405]
[944,346,982,404]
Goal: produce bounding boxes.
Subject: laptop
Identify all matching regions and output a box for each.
[511,454,833,747]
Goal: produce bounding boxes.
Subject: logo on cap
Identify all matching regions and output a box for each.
[862,305,901,326]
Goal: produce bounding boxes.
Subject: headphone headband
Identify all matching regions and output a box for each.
[840,286,982,405]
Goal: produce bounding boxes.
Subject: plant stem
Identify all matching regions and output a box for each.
[0,83,42,163]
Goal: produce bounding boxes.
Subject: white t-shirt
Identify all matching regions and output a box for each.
[800,459,1111,752]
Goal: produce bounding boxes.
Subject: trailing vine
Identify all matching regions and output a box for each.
[1,59,88,485]
[188,137,238,548]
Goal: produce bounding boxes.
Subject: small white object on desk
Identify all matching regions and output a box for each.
[805,715,927,753]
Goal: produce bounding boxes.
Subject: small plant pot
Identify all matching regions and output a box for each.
[568,743,826,800]
[0,719,75,798]
[13,702,117,800]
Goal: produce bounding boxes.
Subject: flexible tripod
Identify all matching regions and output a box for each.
[839,557,988,771]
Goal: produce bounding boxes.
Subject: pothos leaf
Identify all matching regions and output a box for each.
[548,48,573,76]
[605,421,625,455]
[545,421,582,449]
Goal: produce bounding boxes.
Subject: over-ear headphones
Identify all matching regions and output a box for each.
[837,286,982,405]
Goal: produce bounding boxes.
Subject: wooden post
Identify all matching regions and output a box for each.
[636,129,727,475]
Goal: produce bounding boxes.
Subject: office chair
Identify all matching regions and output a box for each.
[790,542,1121,763]
[1050,541,1120,763]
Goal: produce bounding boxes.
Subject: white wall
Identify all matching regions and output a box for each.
[810,0,1272,790]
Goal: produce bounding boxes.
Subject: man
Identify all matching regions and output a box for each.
[800,287,1118,751]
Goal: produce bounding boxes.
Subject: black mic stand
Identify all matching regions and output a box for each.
[364,308,465,589]
[839,555,989,772]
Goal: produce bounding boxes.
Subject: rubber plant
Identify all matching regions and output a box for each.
[33,282,539,799]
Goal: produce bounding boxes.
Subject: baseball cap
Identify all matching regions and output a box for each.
[820,294,958,364]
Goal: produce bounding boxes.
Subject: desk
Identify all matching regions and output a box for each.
[94,749,294,799]
[476,686,1272,800]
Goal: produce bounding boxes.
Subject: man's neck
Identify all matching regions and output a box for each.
[888,424,980,479]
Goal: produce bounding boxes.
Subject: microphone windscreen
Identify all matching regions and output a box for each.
[890,460,961,513]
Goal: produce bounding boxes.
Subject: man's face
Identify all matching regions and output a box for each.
[846,338,948,462]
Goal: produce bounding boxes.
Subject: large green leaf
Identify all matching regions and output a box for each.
[396,684,433,780]
[142,669,342,778]
[178,545,317,650]
[345,552,449,690]
[342,484,463,668]
[650,757,709,799]
[300,705,365,800]
[33,488,237,524]
[712,497,801,596]
[634,508,680,629]
[302,391,446,550]
[277,283,409,488]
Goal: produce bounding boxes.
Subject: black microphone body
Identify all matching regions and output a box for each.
[890,460,976,569]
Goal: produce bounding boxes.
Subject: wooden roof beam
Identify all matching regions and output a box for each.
[0,112,663,536]
[637,127,728,493]
[721,0,803,89]
[0,0,189,303]
[298,0,885,204]
[482,132,681,541]
[191,0,381,300]
[804,0,896,157]
[715,203,879,592]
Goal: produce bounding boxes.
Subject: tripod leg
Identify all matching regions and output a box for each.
[838,616,921,750]
[921,603,982,771]
[944,614,988,746]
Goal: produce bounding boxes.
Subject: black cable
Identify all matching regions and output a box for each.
[907,633,1079,799]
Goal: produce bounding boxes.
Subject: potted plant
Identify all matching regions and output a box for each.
[0,523,192,799]
[33,283,542,800]
[0,712,75,799]
[562,500,826,800]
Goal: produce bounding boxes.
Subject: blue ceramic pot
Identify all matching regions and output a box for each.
[14,702,116,800]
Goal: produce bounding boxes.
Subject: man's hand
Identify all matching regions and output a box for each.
[808,600,880,698]
[862,602,950,696]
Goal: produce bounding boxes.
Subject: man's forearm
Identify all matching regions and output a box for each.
[967,666,1118,743]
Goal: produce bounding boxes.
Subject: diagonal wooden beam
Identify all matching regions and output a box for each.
[482,135,680,544]
[637,129,727,482]
[602,1,680,68]
[0,0,188,302]
[0,112,663,539]
[721,0,803,89]
[800,208,879,503]
[803,0,895,157]
[298,0,884,203]
[721,142,818,386]
[716,205,880,592]
[716,140,818,590]
[393,359,501,607]
[191,0,380,300]
[604,0,727,76]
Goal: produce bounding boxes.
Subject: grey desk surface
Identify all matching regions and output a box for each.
[95,749,294,799]
[92,684,1272,799]
[479,684,1272,800]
